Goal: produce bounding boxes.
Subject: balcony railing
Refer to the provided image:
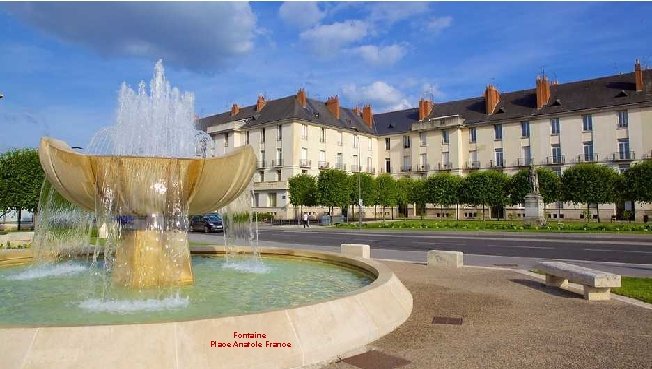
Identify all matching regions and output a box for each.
[366,166,376,174]
[318,161,330,169]
[400,165,412,172]
[351,164,362,172]
[489,160,504,168]
[438,162,452,170]
[516,157,533,167]
[466,161,481,169]
[334,163,346,170]
[299,159,311,168]
[576,153,599,163]
[256,160,266,169]
[381,167,392,174]
[272,159,284,167]
[415,164,430,172]
[544,155,565,165]
[611,151,635,161]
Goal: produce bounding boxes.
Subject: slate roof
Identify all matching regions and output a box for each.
[199,70,652,136]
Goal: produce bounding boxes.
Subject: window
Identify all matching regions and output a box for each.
[301,147,308,160]
[301,124,307,140]
[550,118,560,135]
[419,132,427,146]
[261,128,266,143]
[582,115,593,131]
[319,150,325,162]
[494,124,502,140]
[403,135,411,148]
[278,125,283,141]
[494,148,504,167]
[442,152,450,165]
[522,146,531,164]
[419,153,427,167]
[276,170,282,181]
[520,121,530,138]
[385,137,391,150]
[583,141,594,161]
[385,158,391,173]
[551,144,562,163]
[403,155,411,170]
[442,130,449,144]
[469,127,477,143]
[320,127,325,143]
[367,157,372,171]
[353,154,359,171]
[224,132,229,147]
[617,110,628,128]
[336,153,343,166]
[618,139,630,159]
[268,193,277,207]
[469,150,478,166]
[276,148,282,164]
[353,134,359,148]
[245,131,250,145]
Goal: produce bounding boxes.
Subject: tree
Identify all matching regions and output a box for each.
[347,172,376,220]
[0,148,44,230]
[425,173,462,219]
[459,170,509,220]
[507,168,560,205]
[288,173,317,218]
[396,177,414,217]
[408,178,428,219]
[316,169,349,215]
[561,163,620,223]
[375,174,397,221]
[622,160,652,203]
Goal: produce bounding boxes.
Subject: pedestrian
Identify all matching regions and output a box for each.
[303,213,309,228]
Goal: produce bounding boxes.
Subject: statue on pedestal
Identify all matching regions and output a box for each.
[529,162,539,194]
[524,162,545,225]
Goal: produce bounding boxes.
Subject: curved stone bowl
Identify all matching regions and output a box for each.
[0,247,413,369]
[38,137,256,215]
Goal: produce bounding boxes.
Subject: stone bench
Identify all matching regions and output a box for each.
[536,261,621,301]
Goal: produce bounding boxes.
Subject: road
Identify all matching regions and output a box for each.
[189,226,652,276]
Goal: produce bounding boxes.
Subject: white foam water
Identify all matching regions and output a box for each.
[6,262,88,281]
[79,293,189,314]
[222,260,271,274]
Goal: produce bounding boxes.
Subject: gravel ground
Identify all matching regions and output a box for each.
[322,262,652,369]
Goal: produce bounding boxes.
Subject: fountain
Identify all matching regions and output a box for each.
[0,61,412,369]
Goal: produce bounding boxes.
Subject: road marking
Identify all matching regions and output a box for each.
[485,245,554,250]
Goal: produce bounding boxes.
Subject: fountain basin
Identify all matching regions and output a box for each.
[0,247,412,369]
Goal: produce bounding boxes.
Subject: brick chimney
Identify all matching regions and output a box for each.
[536,75,551,109]
[230,103,239,116]
[325,96,340,119]
[296,88,307,107]
[635,59,644,92]
[256,95,266,111]
[418,98,433,121]
[362,104,373,128]
[484,85,500,115]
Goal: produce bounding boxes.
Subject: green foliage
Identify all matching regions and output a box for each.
[288,173,317,207]
[375,174,397,208]
[348,172,376,207]
[255,212,276,222]
[507,168,560,205]
[0,148,44,214]
[396,177,414,206]
[507,169,530,205]
[425,173,461,207]
[459,170,509,208]
[316,169,350,209]
[561,164,620,205]
[537,168,561,204]
[622,160,652,203]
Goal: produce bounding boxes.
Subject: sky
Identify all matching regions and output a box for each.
[1,1,651,153]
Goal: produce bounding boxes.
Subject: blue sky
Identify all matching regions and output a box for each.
[1,1,651,152]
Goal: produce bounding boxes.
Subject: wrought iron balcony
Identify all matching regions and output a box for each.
[611,151,635,161]
[318,161,330,169]
[438,162,452,170]
[334,163,346,170]
[489,160,504,168]
[256,160,266,169]
[380,167,392,174]
[415,164,430,172]
[299,159,311,168]
[400,165,412,172]
[576,154,599,163]
[466,161,481,169]
[366,166,376,174]
[516,157,533,167]
[272,159,284,167]
[351,164,362,172]
[544,155,565,165]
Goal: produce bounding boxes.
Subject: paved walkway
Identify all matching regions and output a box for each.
[321,261,652,369]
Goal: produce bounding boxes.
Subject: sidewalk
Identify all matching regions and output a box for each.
[321,261,652,369]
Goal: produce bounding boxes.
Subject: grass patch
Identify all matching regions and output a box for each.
[335,219,652,233]
[613,277,652,304]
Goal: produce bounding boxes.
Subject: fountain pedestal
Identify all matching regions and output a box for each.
[113,230,193,288]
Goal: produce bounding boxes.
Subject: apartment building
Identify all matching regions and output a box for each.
[198,61,652,221]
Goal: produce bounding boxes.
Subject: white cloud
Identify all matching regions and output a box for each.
[341,81,413,113]
[299,20,368,57]
[368,2,429,25]
[427,16,453,33]
[279,2,325,29]
[351,44,406,66]
[6,2,257,72]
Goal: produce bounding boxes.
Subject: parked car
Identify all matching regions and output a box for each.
[190,214,224,233]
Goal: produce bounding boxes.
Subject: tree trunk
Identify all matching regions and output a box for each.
[456,204,459,220]
[17,209,22,231]
[374,205,377,220]
[482,204,485,220]
[596,204,600,223]
[586,204,590,223]
[391,207,394,220]
[382,206,386,221]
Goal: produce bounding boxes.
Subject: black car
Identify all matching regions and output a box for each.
[190,214,224,233]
